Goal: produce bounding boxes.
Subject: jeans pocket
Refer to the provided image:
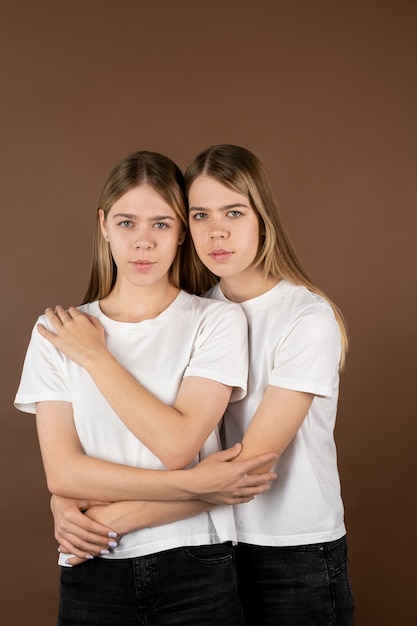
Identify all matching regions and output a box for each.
[184,542,234,565]
[324,536,349,577]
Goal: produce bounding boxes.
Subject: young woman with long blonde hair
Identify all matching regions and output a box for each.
[14,150,277,626]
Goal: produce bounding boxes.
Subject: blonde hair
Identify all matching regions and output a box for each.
[184,144,348,370]
[83,151,187,303]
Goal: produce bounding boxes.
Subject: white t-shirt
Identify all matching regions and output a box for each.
[209,280,346,546]
[15,290,249,559]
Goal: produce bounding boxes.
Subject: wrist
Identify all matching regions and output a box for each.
[81,345,111,371]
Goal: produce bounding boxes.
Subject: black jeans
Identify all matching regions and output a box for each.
[58,543,244,625]
[236,535,355,625]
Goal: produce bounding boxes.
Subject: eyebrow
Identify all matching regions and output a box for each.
[112,213,176,221]
[189,203,248,212]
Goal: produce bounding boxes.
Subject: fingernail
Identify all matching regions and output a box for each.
[108,541,118,548]
[85,554,94,560]
[108,531,118,538]
[100,549,110,555]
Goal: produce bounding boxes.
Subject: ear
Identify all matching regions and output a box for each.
[178,231,186,245]
[98,209,109,240]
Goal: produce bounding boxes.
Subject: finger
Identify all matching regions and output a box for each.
[57,532,116,556]
[58,506,116,538]
[64,554,89,566]
[43,307,64,330]
[89,315,105,330]
[74,515,117,539]
[208,443,243,462]
[55,520,117,547]
[54,305,71,321]
[58,546,88,566]
[243,470,277,486]
[58,538,95,559]
[241,452,277,472]
[37,323,56,341]
[67,306,81,317]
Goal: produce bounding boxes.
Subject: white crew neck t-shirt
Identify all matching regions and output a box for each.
[15,290,249,559]
[209,280,346,546]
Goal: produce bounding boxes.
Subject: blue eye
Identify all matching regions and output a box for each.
[119,220,133,228]
[227,210,242,218]
[192,212,207,220]
[154,222,168,229]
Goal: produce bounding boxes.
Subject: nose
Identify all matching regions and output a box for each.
[209,221,229,240]
[135,239,154,249]
[210,230,225,239]
[134,228,154,249]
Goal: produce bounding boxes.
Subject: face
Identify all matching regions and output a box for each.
[100,184,184,290]
[188,175,261,281]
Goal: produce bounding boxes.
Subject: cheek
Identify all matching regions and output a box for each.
[189,223,202,246]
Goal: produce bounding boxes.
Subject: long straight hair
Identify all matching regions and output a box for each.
[82,151,187,304]
[184,144,348,370]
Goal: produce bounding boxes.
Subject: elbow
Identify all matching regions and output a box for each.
[153,431,203,470]
[45,468,75,498]
[159,449,199,471]
[45,474,63,496]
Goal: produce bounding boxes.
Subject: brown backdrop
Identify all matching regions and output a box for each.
[1,1,416,624]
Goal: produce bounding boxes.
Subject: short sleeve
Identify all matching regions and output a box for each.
[14,318,72,414]
[184,302,248,401]
[270,305,341,397]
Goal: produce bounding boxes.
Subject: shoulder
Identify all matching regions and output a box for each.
[281,283,340,342]
[179,291,248,335]
[77,301,98,315]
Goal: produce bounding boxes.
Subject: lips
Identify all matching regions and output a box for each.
[130,260,156,270]
[208,249,234,262]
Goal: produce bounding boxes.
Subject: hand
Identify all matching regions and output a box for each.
[37,305,106,366]
[190,443,277,505]
[51,495,119,566]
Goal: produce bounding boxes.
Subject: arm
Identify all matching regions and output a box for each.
[233,386,314,473]
[50,389,308,564]
[52,496,211,564]
[37,306,238,469]
[37,400,277,502]
[232,308,340,472]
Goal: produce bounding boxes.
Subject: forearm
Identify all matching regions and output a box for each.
[82,350,230,469]
[37,404,277,505]
[46,450,209,502]
[83,347,180,442]
[46,447,277,506]
[37,307,233,469]
[86,499,212,536]
[232,387,314,473]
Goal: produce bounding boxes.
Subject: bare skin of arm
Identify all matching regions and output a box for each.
[36,307,280,563]
[234,385,314,473]
[36,401,276,503]
[50,388,310,565]
[37,305,241,469]
[53,497,213,565]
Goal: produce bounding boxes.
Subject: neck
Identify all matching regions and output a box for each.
[100,279,180,322]
[220,267,280,303]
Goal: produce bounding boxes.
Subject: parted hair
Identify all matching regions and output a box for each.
[183,144,348,370]
[82,150,187,304]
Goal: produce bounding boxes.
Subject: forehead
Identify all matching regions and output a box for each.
[109,184,176,216]
[188,175,248,208]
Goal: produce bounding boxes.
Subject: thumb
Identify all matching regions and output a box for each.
[215,442,243,462]
[85,314,104,330]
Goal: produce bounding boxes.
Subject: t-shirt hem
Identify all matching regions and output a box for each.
[184,366,246,400]
[14,393,72,414]
[58,532,236,566]
[269,376,333,397]
[236,523,346,547]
